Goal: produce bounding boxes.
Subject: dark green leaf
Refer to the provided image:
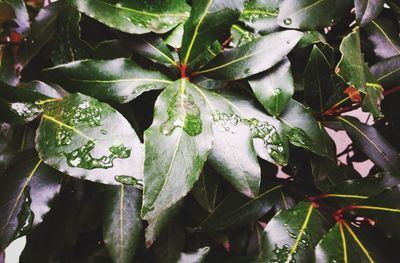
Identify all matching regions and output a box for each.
[187,40,222,71]
[142,79,213,219]
[16,1,64,68]
[249,57,294,116]
[354,0,384,27]
[339,116,400,174]
[336,29,383,118]
[93,40,132,60]
[165,23,184,49]
[304,45,334,112]
[50,6,93,65]
[67,0,191,34]
[365,17,400,59]
[0,99,42,124]
[197,30,303,80]
[125,35,178,67]
[42,59,172,103]
[315,222,396,263]
[277,0,353,30]
[145,201,182,247]
[371,55,400,87]
[179,0,245,66]
[177,247,210,263]
[311,156,360,192]
[239,0,281,35]
[191,166,219,212]
[200,184,282,231]
[257,201,326,262]
[36,93,143,185]
[230,24,257,48]
[0,150,62,250]
[279,99,330,156]
[103,185,142,263]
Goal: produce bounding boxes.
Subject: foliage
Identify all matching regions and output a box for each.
[1,0,400,262]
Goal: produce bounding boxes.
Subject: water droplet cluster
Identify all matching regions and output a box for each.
[241,8,279,22]
[160,92,202,136]
[115,175,143,189]
[211,111,286,164]
[270,244,296,263]
[10,102,41,121]
[64,141,131,169]
[56,100,103,146]
[286,127,314,147]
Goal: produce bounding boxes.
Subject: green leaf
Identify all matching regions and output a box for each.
[177,247,210,263]
[336,29,383,118]
[141,79,213,219]
[353,185,400,239]
[315,222,396,263]
[103,185,143,263]
[50,6,93,65]
[0,81,62,103]
[165,23,184,49]
[304,45,334,113]
[193,87,288,195]
[179,0,245,66]
[193,88,261,197]
[248,57,294,116]
[230,24,257,48]
[311,156,360,192]
[36,93,143,185]
[0,150,62,250]
[279,99,329,156]
[200,184,282,231]
[42,59,172,103]
[191,166,219,212]
[365,17,400,59]
[339,116,400,174]
[187,40,222,71]
[277,0,353,30]
[257,201,326,262]
[93,40,132,60]
[239,0,281,35]
[125,35,178,67]
[197,30,303,80]
[0,47,18,86]
[16,1,65,69]
[67,0,191,34]
[354,0,384,27]
[371,55,400,87]
[145,201,182,247]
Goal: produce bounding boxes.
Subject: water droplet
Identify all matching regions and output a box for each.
[14,186,34,238]
[283,18,292,25]
[330,18,335,23]
[160,92,202,136]
[115,175,143,189]
[100,129,108,135]
[115,3,122,7]
[64,141,131,169]
[274,88,282,95]
[10,102,41,121]
[286,127,314,147]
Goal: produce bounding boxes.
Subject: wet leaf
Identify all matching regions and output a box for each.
[67,0,191,34]
[36,93,143,185]
[198,30,303,80]
[354,0,384,27]
[0,150,62,251]
[42,59,172,103]
[277,0,353,30]
[179,0,245,67]
[141,79,213,219]
[249,57,294,116]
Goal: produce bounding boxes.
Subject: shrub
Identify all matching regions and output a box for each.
[1,0,400,262]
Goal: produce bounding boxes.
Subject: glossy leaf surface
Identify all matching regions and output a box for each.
[36,93,143,185]
[43,59,171,103]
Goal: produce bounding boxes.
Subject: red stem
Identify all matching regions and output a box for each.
[383,86,400,97]
[179,64,188,79]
